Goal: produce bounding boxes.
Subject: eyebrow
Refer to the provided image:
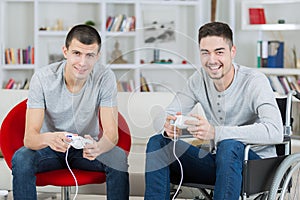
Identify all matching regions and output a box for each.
[71,50,97,56]
[200,47,226,52]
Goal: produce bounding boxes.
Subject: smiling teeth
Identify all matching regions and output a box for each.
[209,66,219,70]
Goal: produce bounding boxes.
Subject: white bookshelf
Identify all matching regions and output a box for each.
[0,0,209,92]
[241,0,300,83]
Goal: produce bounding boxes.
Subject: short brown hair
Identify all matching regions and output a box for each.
[65,24,102,53]
[198,22,233,48]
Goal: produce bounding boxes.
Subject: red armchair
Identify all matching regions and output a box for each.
[0,99,131,199]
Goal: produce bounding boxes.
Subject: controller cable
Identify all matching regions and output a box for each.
[172,122,184,200]
[65,145,78,200]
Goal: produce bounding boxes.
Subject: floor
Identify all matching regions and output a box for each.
[4,192,193,200]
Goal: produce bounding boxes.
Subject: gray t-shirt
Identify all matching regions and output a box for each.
[27,60,117,140]
[163,63,283,158]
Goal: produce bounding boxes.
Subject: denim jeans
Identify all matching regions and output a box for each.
[144,134,261,200]
[12,146,129,200]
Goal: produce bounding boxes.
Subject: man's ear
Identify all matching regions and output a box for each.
[62,46,68,59]
[231,45,237,59]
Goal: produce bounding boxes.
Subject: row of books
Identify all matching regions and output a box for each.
[117,80,135,92]
[257,40,284,68]
[3,78,29,90]
[268,75,300,95]
[4,46,34,65]
[117,75,153,92]
[106,15,136,32]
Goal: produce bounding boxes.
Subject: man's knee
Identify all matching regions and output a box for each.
[97,146,128,172]
[146,134,168,153]
[12,147,35,174]
[216,139,245,164]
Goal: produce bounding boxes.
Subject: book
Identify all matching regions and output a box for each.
[107,16,115,31]
[129,79,135,92]
[117,81,123,92]
[5,48,11,64]
[286,76,300,92]
[267,41,284,68]
[249,8,266,24]
[257,41,262,68]
[31,46,35,64]
[106,16,113,30]
[140,74,150,92]
[10,48,16,64]
[261,40,268,67]
[21,78,28,89]
[278,76,291,94]
[120,16,127,32]
[258,40,284,68]
[129,16,136,31]
[5,78,15,89]
[268,75,285,95]
[113,14,124,32]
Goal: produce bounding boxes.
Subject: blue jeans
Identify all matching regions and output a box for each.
[144,134,261,200]
[12,146,129,200]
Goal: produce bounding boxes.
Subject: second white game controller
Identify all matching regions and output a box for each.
[173,115,199,129]
[65,134,93,149]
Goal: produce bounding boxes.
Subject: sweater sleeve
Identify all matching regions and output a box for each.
[214,73,283,145]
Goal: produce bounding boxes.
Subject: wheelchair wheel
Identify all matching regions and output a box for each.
[268,153,300,200]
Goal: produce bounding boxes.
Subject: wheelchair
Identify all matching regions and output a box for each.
[171,90,300,200]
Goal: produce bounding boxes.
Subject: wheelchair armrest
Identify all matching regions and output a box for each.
[244,136,290,161]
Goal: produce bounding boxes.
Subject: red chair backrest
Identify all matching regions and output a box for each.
[0,99,131,169]
[0,99,27,168]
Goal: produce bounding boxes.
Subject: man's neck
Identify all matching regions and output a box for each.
[64,75,86,93]
[66,81,85,93]
[214,65,235,92]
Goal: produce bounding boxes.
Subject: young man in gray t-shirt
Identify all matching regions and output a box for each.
[12,24,129,200]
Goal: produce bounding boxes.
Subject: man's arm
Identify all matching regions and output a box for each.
[24,108,70,152]
[83,106,118,160]
[99,106,119,149]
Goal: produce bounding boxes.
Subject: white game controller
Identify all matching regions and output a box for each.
[65,134,93,149]
[173,115,199,129]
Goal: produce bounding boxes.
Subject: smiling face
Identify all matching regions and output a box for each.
[63,38,100,84]
[199,36,236,91]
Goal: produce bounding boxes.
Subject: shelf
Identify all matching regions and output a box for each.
[38,0,100,3]
[242,0,300,5]
[2,64,35,70]
[140,0,200,6]
[109,64,195,70]
[105,32,136,37]
[242,24,300,31]
[138,64,195,70]
[258,68,300,76]
[38,31,68,37]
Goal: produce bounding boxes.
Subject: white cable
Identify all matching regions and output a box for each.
[172,125,184,200]
[65,146,78,200]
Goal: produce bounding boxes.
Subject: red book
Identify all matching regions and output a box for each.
[5,78,15,89]
[129,16,136,32]
[31,47,35,64]
[249,8,266,24]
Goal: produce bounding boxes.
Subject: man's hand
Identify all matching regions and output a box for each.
[47,132,72,153]
[82,135,98,160]
[186,114,215,140]
[164,114,182,139]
